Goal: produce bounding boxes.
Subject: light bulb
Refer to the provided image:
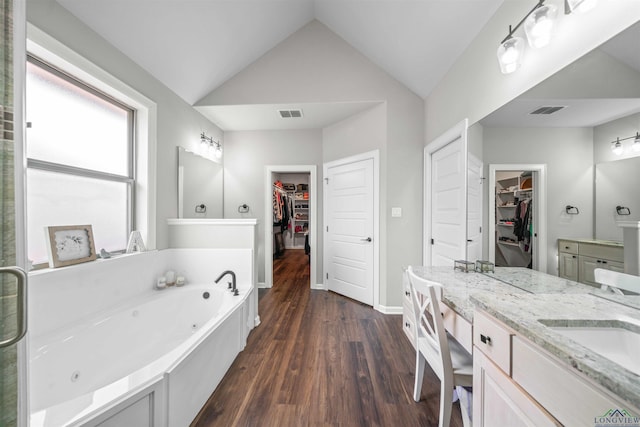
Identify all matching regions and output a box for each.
[612,139,624,156]
[497,37,524,74]
[524,5,557,48]
[633,134,640,153]
[214,145,223,159]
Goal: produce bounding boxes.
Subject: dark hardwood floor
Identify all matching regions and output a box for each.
[191,249,464,427]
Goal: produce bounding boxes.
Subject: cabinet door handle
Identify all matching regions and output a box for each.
[405,322,410,328]
[405,291,410,296]
[480,334,492,345]
[565,246,570,250]
[602,260,608,264]
[572,255,577,259]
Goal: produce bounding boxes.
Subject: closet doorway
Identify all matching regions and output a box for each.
[264,165,317,289]
[488,164,547,272]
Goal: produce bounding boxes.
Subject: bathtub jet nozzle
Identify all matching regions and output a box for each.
[214,270,238,296]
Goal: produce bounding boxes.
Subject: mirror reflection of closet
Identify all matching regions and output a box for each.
[177,147,224,218]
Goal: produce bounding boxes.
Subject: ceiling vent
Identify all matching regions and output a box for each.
[278,109,303,118]
[529,106,566,115]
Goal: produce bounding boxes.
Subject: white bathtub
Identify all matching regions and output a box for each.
[30,282,254,427]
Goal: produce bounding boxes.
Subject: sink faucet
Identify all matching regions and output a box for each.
[214,270,238,296]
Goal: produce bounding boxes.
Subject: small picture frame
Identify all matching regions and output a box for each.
[46,225,97,268]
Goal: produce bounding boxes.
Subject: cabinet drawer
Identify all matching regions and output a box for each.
[403,309,416,348]
[579,243,624,263]
[473,311,513,374]
[442,303,472,354]
[558,240,578,255]
[512,336,640,426]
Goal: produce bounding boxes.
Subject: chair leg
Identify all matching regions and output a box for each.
[457,386,472,427]
[413,353,426,402]
[439,380,454,427]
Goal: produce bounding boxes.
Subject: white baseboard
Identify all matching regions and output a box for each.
[311,283,327,290]
[257,282,267,289]
[376,305,403,315]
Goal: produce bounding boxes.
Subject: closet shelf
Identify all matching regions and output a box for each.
[498,241,520,247]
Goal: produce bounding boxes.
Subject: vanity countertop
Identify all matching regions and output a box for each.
[410,266,640,410]
[471,292,640,410]
[558,237,623,247]
[411,266,604,323]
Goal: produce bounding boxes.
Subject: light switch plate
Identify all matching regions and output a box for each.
[391,207,402,218]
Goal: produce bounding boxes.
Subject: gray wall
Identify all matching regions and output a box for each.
[201,21,424,308]
[27,0,223,250]
[223,129,323,284]
[482,127,594,275]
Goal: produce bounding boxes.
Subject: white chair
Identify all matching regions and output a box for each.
[407,266,473,427]
[594,268,640,295]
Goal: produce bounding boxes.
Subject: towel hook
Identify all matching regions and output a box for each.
[616,206,631,215]
[565,205,579,215]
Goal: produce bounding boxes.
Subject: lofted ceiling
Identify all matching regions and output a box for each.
[55,0,504,108]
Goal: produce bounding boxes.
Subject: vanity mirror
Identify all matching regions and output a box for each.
[177,146,224,218]
[475,20,640,272]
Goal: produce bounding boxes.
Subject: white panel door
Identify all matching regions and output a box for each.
[325,158,374,305]
[431,138,466,266]
[467,154,483,262]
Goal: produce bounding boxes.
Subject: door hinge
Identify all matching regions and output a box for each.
[431,238,434,245]
[326,272,329,279]
[326,226,329,232]
[479,226,482,233]
[324,177,329,184]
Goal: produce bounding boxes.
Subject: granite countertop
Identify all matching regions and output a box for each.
[471,292,640,411]
[559,237,623,247]
[410,266,526,322]
[410,266,640,410]
[591,293,640,311]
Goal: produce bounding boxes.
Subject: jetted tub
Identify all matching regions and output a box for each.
[30,282,254,427]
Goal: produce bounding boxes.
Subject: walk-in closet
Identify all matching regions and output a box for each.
[272,172,311,286]
[495,171,533,268]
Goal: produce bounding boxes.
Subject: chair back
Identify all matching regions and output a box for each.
[407,266,453,380]
[594,268,640,295]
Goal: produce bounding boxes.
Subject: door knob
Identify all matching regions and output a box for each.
[361,237,372,242]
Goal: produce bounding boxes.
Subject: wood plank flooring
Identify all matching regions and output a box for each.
[191,249,464,427]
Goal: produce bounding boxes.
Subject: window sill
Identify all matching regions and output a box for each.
[28,250,157,277]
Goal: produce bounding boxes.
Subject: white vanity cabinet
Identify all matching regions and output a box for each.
[473,311,559,427]
[473,310,640,426]
[558,239,624,286]
[402,270,416,348]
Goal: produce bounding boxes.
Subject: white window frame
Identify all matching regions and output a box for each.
[26,24,157,256]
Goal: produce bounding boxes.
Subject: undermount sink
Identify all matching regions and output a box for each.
[538,318,640,376]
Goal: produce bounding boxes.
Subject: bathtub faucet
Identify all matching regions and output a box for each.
[214,270,238,296]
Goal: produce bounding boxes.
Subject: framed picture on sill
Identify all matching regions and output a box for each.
[45,225,97,268]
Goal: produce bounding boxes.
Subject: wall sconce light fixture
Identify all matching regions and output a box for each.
[498,0,598,74]
[610,132,640,156]
[200,132,222,160]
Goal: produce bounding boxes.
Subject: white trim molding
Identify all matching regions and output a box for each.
[376,305,403,315]
[264,165,317,289]
[26,24,158,250]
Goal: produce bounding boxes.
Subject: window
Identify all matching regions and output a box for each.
[26,56,135,266]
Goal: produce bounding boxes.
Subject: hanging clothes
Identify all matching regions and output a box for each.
[514,199,532,246]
